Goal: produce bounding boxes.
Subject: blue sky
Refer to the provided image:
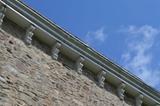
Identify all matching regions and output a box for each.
[23,0,160,91]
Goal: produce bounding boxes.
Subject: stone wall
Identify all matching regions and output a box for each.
[0,18,135,106]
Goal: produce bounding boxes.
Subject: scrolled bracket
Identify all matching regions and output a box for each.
[117,83,126,100]
[24,25,36,45]
[97,70,106,88]
[75,57,85,74]
[51,42,61,60]
[136,94,143,106]
[0,5,6,28]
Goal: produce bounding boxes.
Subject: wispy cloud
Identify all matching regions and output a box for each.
[84,27,107,45]
[121,25,160,89]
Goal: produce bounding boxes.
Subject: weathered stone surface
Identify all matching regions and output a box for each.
[75,57,84,74]
[51,42,61,60]
[117,83,126,100]
[136,94,143,106]
[97,70,106,88]
[0,19,135,105]
[24,25,36,45]
[0,5,6,28]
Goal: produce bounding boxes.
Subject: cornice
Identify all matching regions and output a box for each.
[0,0,160,105]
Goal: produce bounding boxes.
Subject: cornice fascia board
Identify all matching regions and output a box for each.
[1,0,160,104]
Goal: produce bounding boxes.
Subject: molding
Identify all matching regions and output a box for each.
[117,83,126,100]
[51,42,61,60]
[97,70,106,88]
[0,0,160,105]
[0,5,6,28]
[24,25,36,45]
[136,94,144,106]
[75,57,84,74]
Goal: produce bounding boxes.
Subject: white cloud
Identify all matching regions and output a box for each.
[84,27,107,45]
[121,25,160,88]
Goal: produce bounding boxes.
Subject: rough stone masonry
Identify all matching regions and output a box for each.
[0,18,135,106]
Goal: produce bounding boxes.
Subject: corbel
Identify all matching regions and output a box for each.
[75,56,85,74]
[136,94,143,106]
[117,83,126,100]
[51,42,61,60]
[0,5,6,28]
[24,25,36,45]
[97,70,106,88]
